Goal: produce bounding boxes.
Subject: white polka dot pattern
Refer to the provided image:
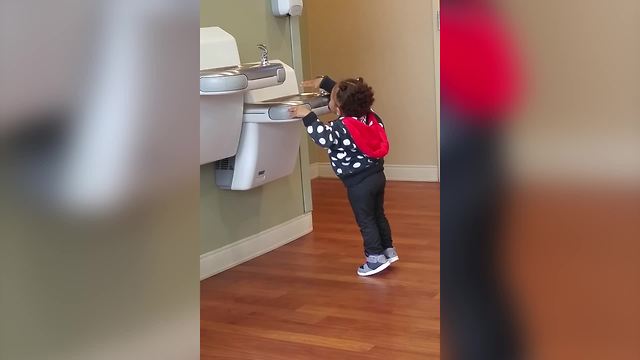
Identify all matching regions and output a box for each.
[303,110,386,178]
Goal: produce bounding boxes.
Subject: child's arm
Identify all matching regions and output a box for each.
[301,76,337,94]
[318,76,336,94]
[303,112,341,149]
[289,105,340,149]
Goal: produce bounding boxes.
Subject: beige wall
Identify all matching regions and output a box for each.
[301,0,439,166]
[200,0,306,254]
[497,0,640,182]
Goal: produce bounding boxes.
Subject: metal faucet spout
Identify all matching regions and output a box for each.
[257,44,269,66]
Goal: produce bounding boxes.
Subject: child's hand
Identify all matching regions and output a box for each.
[288,105,311,118]
[300,77,323,90]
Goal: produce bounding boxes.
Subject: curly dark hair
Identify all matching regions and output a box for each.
[335,77,375,117]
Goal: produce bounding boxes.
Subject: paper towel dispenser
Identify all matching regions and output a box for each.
[272,0,303,17]
[200,27,286,165]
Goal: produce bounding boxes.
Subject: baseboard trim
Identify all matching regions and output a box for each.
[309,162,321,179]
[310,162,439,182]
[384,164,440,182]
[200,213,313,281]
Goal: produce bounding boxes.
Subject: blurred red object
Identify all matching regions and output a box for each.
[441,3,524,122]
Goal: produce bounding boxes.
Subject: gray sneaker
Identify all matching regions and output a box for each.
[357,254,390,276]
[383,247,399,263]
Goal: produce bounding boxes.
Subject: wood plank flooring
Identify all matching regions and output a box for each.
[501,185,640,360]
[201,179,440,359]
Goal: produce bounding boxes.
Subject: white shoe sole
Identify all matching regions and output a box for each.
[387,256,399,263]
[357,260,391,277]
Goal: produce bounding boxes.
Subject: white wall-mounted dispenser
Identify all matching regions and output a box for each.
[200,27,286,165]
[271,0,303,17]
[215,61,330,191]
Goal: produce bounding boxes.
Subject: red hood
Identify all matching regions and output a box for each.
[342,112,389,159]
[441,5,524,121]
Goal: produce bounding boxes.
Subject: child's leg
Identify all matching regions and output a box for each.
[346,175,384,255]
[374,175,393,250]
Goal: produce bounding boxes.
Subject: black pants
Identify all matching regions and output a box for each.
[346,171,393,255]
[441,108,521,360]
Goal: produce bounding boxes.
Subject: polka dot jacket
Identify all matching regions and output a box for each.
[302,111,386,185]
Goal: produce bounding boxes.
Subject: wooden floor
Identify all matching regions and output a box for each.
[201,179,440,359]
[501,185,640,360]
